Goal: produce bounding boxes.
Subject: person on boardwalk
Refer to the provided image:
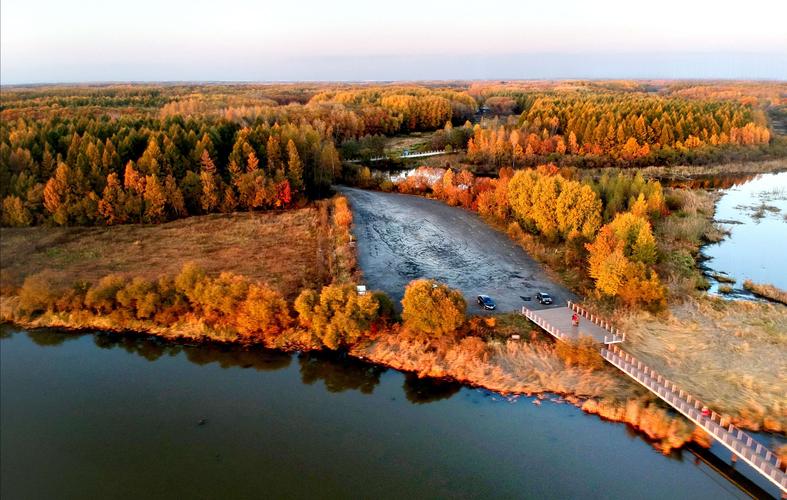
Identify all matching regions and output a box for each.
[571,313,579,327]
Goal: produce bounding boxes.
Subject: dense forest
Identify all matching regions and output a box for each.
[467,93,771,166]
[1,81,784,227]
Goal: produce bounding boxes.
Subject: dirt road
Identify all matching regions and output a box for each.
[338,187,575,313]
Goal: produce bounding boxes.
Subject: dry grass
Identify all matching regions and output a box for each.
[354,326,704,452]
[655,188,724,296]
[619,298,787,432]
[638,159,787,179]
[717,284,734,294]
[0,207,334,299]
[743,280,787,305]
[710,273,736,284]
[357,329,635,398]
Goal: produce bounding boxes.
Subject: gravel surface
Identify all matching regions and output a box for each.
[338,187,575,313]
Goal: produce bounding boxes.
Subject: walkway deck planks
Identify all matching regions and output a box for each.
[523,306,613,343]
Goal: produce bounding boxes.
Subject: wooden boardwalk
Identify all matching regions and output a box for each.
[521,301,624,344]
[603,345,787,493]
[523,303,787,495]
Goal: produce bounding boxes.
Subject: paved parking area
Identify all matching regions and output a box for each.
[338,186,576,312]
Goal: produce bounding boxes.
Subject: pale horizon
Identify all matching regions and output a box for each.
[2,0,787,84]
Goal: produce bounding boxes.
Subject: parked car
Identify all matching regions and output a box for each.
[535,292,553,305]
[477,295,496,310]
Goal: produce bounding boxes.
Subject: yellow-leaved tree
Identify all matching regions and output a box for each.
[401,279,466,337]
[586,225,628,296]
[556,181,602,240]
[586,211,665,310]
[530,174,562,240]
[295,284,386,349]
[506,169,538,229]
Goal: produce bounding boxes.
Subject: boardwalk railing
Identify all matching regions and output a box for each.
[602,344,787,493]
[524,304,787,494]
[346,150,453,163]
[521,306,568,341]
[566,300,625,343]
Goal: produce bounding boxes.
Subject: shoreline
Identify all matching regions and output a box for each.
[4,309,780,456]
[2,164,785,465]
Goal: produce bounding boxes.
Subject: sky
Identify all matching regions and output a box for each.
[2,0,786,84]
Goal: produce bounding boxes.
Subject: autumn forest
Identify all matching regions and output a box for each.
[1,81,784,228]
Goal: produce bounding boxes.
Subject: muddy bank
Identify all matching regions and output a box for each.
[337,186,575,312]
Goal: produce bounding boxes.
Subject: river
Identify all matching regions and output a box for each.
[1,326,773,499]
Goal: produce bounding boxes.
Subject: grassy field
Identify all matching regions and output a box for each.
[1,207,335,299]
[619,298,787,432]
[384,132,434,154]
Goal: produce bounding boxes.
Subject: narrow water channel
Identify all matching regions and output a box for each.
[1,327,773,499]
[703,171,787,293]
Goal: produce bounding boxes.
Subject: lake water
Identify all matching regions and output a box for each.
[1,326,778,499]
[703,171,787,293]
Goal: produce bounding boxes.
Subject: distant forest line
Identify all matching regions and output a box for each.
[1,80,785,227]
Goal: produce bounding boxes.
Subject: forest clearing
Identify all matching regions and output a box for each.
[1,204,341,298]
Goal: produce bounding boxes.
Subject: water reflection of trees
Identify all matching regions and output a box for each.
[659,174,757,190]
[10,328,462,402]
[93,333,171,361]
[90,332,292,371]
[24,328,84,346]
[298,352,386,394]
[402,373,462,404]
[0,324,15,339]
[183,344,291,371]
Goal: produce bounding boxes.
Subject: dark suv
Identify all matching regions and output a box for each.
[477,295,496,310]
[535,292,553,305]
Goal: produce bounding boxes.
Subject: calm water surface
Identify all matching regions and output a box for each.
[0,328,773,499]
[704,171,787,292]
